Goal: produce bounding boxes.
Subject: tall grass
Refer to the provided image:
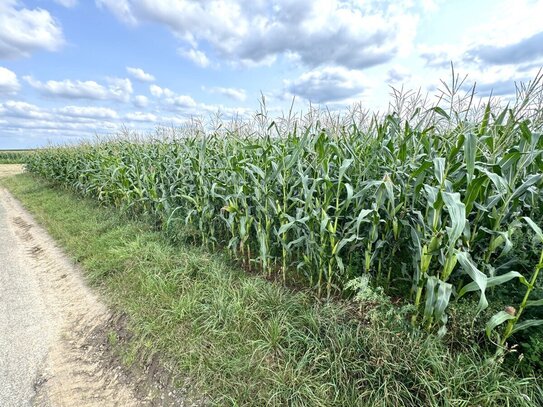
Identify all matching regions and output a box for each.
[26,71,543,345]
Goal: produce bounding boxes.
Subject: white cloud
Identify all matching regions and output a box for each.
[126,112,157,121]
[57,106,118,119]
[0,100,127,144]
[133,94,148,108]
[466,31,543,66]
[149,84,175,98]
[469,0,543,51]
[0,1,64,58]
[149,84,163,97]
[0,87,250,147]
[386,66,412,84]
[179,48,210,68]
[420,0,543,71]
[24,76,133,102]
[106,77,133,102]
[126,66,155,82]
[95,0,137,25]
[149,83,249,118]
[419,45,457,69]
[420,0,442,13]
[0,101,122,124]
[170,94,197,108]
[24,76,108,99]
[467,66,537,97]
[97,0,419,69]
[0,100,52,119]
[0,66,19,94]
[204,86,246,102]
[54,0,78,7]
[150,85,204,109]
[286,66,368,103]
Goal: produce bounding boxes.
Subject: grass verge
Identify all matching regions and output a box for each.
[2,173,542,407]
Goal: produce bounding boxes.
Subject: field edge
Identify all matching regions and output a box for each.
[2,172,542,407]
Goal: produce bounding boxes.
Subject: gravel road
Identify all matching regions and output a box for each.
[0,166,144,406]
[0,180,54,405]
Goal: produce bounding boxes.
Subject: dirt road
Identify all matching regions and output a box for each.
[0,166,145,406]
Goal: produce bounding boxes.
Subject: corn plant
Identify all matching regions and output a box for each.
[484,217,543,347]
[25,71,543,347]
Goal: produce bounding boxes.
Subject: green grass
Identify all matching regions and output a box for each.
[2,172,541,406]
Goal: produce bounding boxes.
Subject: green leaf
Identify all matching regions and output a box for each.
[479,101,491,136]
[465,133,476,184]
[181,194,198,206]
[384,176,395,206]
[410,226,422,261]
[498,151,522,175]
[339,158,354,179]
[519,120,533,143]
[334,234,358,255]
[278,221,296,235]
[448,133,465,162]
[486,311,515,338]
[481,169,509,195]
[442,191,466,249]
[464,175,486,214]
[434,279,453,321]
[512,319,543,334]
[434,157,446,185]
[527,299,543,308]
[457,251,488,312]
[423,276,438,321]
[432,106,450,120]
[354,209,373,234]
[424,184,440,207]
[286,236,306,249]
[411,160,432,178]
[245,163,266,180]
[320,209,330,233]
[345,183,354,208]
[459,271,528,297]
[523,216,543,243]
[511,174,542,200]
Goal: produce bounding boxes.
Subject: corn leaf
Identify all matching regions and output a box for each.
[523,216,543,243]
[527,299,543,308]
[459,271,528,297]
[486,311,515,338]
[442,191,466,249]
[465,133,476,184]
[512,319,543,334]
[457,251,488,311]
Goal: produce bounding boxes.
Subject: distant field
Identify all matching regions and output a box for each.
[0,150,33,164]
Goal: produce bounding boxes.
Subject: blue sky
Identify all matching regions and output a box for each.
[0,0,542,148]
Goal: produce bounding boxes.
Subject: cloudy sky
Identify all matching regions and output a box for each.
[0,0,542,148]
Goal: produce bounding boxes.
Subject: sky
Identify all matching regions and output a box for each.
[0,0,542,148]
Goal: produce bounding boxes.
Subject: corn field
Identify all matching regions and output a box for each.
[25,72,543,342]
[0,150,31,164]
